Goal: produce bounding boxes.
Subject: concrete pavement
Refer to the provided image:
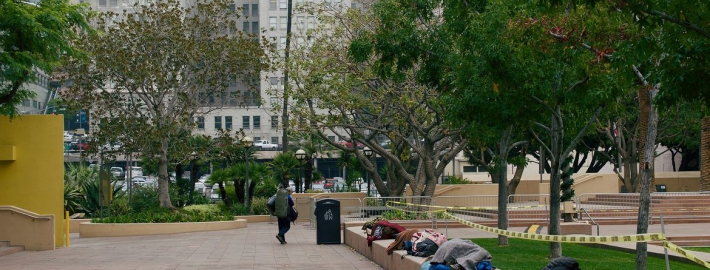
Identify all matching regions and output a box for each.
[1,221,709,270]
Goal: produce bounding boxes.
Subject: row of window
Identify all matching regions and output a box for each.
[22,99,42,109]
[268,16,316,31]
[269,0,347,11]
[195,115,280,130]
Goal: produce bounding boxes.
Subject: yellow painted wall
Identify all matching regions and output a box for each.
[0,115,64,247]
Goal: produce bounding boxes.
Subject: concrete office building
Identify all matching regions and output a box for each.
[76,0,358,145]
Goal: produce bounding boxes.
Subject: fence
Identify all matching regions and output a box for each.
[577,192,710,224]
[301,192,710,228]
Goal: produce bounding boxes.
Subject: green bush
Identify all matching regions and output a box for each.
[254,179,278,198]
[445,175,471,184]
[128,185,161,213]
[249,197,269,215]
[92,207,233,223]
[184,204,221,215]
[382,209,418,220]
[110,197,131,216]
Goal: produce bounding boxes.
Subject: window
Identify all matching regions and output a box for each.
[229,3,235,12]
[243,4,249,17]
[243,22,249,32]
[32,100,38,108]
[463,166,477,173]
[280,77,285,89]
[254,137,261,141]
[253,116,261,129]
[271,115,278,129]
[280,16,287,30]
[98,0,106,6]
[296,16,305,29]
[269,17,277,30]
[110,0,117,6]
[269,0,276,10]
[252,22,259,34]
[270,97,278,107]
[252,4,258,16]
[242,116,250,129]
[279,0,287,10]
[271,137,279,144]
[214,116,222,130]
[307,16,315,29]
[197,117,205,129]
[278,36,287,50]
[22,99,30,107]
[328,136,335,142]
[225,116,233,130]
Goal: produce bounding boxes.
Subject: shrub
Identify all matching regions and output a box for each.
[128,185,161,213]
[249,197,269,215]
[184,204,221,215]
[382,209,417,220]
[92,207,233,223]
[444,174,470,184]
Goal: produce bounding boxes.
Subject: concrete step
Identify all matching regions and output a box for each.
[0,242,23,257]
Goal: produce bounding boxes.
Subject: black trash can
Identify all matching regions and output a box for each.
[315,199,341,244]
[655,185,667,192]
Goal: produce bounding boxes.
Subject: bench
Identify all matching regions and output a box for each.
[343,222,429,270]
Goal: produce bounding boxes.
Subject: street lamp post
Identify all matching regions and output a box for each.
[188,151,198,205]
[295,149,306,193]
[241,136,253,213]
[363,147,373,196]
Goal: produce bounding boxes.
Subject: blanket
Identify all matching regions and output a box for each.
[430,239,492,270]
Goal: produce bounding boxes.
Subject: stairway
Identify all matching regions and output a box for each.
[0,241,23,257]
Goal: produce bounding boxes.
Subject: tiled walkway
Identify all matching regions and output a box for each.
[0,221,382,270]
[1,221,709,270]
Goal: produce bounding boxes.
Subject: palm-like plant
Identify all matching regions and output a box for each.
[268,152,299,188]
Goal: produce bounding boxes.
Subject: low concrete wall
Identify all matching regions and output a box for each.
[239,215,273,223]
[344,225,428,270]
[79,219,247,238]
[69,219,90,234]
[0,206,55,251]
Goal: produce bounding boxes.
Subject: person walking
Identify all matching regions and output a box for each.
[275,186,294,244]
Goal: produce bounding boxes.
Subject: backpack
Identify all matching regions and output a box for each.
[289,205,298,223]
[274,188,289,218]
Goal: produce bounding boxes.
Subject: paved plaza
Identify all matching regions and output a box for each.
[1,221,709,270]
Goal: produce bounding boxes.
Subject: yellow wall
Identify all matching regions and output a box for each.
[0,115,64,248]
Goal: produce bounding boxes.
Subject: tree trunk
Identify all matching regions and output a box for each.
[305,157,313,191]
[701,116,710,192]
[507,164,524,198]
[497,131,510,246]
[636,85,658,270]
[157,144,173,208]
[235,177,245,204]
[188,161,198,205]
[175,163,184,207]
[636,83,651,193]
[549,113,562,258]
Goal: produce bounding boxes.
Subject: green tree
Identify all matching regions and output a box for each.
[283,1,467,200]
[0,0,91,116]
[64,0,270,208]
[269,151,300,188]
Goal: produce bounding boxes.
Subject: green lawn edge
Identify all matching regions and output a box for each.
[468,238,708,270]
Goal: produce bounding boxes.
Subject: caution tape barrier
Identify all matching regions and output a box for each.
[383,201,710,269]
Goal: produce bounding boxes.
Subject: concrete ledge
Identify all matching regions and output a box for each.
[68,219,90,234]
[239,215,274,223]
[344,222,429,270]
[79,219,247,238]
[560,222,592,235]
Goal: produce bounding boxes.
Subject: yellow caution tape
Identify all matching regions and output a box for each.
[663,241,710,269]
[444,211,666,243]
[384,201,710,269]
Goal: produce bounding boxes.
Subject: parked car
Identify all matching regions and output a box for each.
[63,131,73,142]
[129,166,143,177]
[337,140,364,149]
[324,177,346,190]
[110,167,125,179]
[254,140,278,150]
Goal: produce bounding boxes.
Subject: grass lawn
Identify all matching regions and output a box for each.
[470,238,708,270]
[685,247,710,253]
